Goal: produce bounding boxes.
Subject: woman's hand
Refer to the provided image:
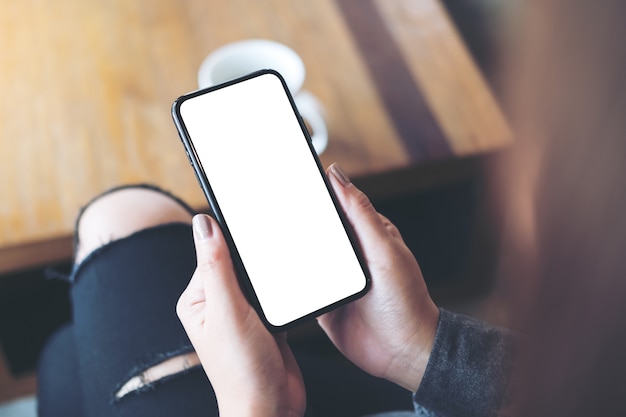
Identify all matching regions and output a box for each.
[318,163,440,393]
[177,214,305,417]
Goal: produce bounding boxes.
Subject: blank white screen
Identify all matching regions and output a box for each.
[180,73,367,327]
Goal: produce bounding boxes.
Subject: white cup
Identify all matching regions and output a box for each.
[197,39,328,154]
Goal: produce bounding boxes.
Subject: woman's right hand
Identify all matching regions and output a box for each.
[318,163,440,393]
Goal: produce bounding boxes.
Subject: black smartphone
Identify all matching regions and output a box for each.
[172,70,370,331]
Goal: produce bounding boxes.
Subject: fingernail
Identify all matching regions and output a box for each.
[330,163,351,187]
[193,214,213,241]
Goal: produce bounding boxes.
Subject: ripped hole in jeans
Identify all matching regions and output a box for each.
[115,351,201,400]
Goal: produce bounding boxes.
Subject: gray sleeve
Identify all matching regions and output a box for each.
[412,308,516,417]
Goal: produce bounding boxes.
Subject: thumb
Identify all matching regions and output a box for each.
[327,163,390,252]
[176,214,218,328]
[191,213,221,269]
[191,214,246,311]
[177,214,245,330]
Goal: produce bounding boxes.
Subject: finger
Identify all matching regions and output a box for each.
[327,163,391,250]
[178,214,228,319]
[194,214,251,312]
[378,213,403,240]
[176,216,214,326]
[192,214,223,272]
[181,214,252,332]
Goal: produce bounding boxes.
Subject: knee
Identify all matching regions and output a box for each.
[75,186,194,263]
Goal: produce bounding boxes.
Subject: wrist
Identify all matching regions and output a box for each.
[386,304,440,392]
[218,397,303,417]
[220,408,301,417]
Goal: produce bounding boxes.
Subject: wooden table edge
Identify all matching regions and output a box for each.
[0,148,508,277]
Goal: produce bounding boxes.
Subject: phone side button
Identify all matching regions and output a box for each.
[192,167,202,187]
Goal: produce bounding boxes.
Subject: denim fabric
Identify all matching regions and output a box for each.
[38,224,413,417]
[68,183,198,282]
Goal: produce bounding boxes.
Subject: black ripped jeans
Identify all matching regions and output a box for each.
[37,186,412,417]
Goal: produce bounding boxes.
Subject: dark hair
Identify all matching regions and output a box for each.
[495,0,626,415]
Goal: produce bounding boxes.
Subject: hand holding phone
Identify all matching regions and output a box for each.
[318,166,440,393]
[172,70,370,330]
[176,163,440,411]
[177,212,307,417]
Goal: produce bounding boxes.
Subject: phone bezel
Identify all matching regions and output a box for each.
[171,69,370,331]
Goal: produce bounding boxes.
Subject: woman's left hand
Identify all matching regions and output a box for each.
[177,214,306,417]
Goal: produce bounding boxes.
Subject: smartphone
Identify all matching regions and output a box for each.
[172,70,370,331]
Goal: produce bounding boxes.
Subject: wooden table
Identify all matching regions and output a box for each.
[0,0,512,275]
